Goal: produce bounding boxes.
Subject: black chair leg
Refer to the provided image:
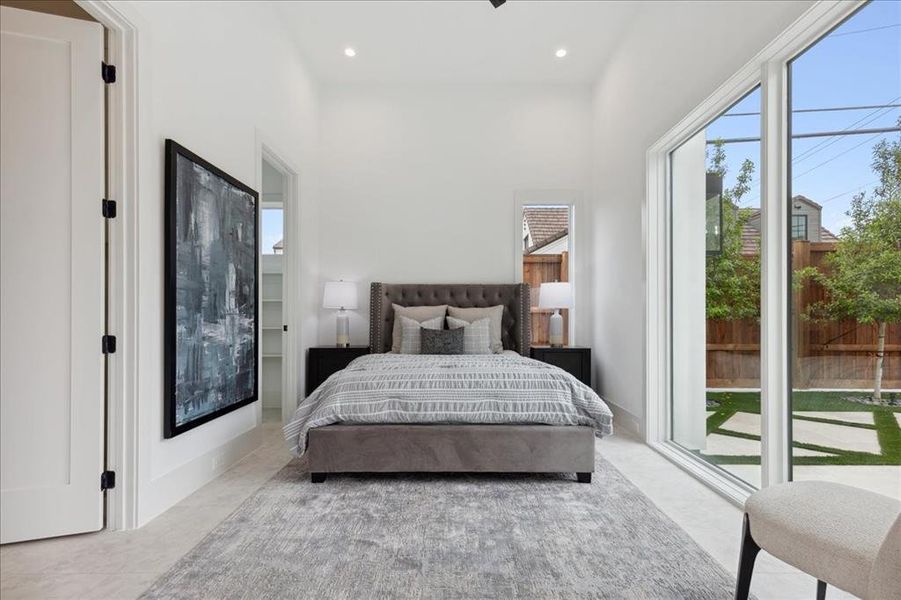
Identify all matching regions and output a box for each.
[816,580,827,600]
[577,472,592,484]
[734,514,760,600]
[310,472,326,483]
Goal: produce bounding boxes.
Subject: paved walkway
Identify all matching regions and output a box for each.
[699,410,901,498]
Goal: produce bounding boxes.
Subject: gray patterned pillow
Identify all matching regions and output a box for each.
[398,316,444,354]
[420,327,464,355]
[390,304,448,353]
[446,316,492,354]
[447,305,504,353]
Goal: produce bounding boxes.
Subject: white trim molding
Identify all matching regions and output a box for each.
[513,190,582,345]
[644,0,865,504]
[255,132,303,423]
[77,0,141,530]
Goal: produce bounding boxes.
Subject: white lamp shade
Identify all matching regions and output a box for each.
[323,281,358,310]
[538,282,573,309]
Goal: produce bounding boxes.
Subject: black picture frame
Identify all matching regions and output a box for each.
[164,139,259,438]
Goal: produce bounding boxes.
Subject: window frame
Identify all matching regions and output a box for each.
[514,191,581,346]
[645,0,866,506]
[666,84,763,490]
[791,214,808,241]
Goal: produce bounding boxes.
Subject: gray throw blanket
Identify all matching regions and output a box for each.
[284,353,613,457]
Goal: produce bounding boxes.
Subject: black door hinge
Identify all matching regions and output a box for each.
[102,62,116,84]
[102,199,117,218]
[100,470,116,490]
[102,335,117,354]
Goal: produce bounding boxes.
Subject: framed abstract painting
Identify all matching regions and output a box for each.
[164,139,259,438]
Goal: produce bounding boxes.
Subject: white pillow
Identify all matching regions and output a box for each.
[446,316,492,355]
[399,316,444,354]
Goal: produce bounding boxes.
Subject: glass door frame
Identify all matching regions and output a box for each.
[644,1,866,506]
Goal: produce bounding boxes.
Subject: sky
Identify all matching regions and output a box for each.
[261,208,283,255]
[705,0,901,234]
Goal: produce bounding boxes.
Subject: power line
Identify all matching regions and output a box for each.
[723,102,901,117]
[710,98,899,198]
[792,131,888,181]
[705,125,900,145]
[792,97,900,163]
[828,23,901,38]
[737,121,893,194]
[818,180,879,205]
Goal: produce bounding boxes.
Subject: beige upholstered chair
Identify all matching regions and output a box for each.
[735,481,901,600]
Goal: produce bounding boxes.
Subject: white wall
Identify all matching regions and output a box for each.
[120,1,320,525]
[317,83,593,344]
[588,0,812,432]
[102,0,816,527]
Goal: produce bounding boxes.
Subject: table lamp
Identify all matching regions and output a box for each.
[538,282,572,347]
[323,281,358,347]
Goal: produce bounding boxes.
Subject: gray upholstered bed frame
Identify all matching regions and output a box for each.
[306,283,595,483]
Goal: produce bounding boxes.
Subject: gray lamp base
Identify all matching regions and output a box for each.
[335,309,350,348]
[549,309,564,348]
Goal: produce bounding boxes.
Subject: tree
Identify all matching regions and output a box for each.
[798,128,901,401]
[706,140,761,320]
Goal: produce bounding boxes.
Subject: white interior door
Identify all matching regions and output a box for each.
[0,6,105,544]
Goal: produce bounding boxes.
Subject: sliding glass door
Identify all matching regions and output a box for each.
[670,88,763,487]
[787,0,901,499]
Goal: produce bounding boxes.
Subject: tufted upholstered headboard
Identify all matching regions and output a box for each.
[369,283,531,356]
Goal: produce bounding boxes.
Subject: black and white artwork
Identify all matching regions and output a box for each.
[165,140,258,438]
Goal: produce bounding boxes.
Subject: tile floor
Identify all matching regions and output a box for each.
[1,418,860,599]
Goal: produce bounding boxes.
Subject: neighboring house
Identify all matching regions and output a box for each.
[523,207,569,255]
[741,195,838,255]
[273,239,284,254]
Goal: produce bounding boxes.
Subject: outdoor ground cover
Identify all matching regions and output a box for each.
[702,391,901,466]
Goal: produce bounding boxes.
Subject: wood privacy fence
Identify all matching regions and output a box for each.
[523,252,569,346]
[707,242,901,389]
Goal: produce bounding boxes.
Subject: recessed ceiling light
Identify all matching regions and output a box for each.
[555,48,568,58]
[344,47,356,58]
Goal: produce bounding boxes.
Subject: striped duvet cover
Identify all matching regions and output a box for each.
[284,353,613,457]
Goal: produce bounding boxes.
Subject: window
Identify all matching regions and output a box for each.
[669,87,762,488]
[648,0,900,502]
[788,1,900,499]
[790,215,807,241]
[261,208,283,255]
[521,204,573,345]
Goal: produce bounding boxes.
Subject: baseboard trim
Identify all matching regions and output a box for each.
[139,425,262,526]
[606,401,642,438]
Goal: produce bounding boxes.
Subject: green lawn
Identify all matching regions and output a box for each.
[701,391,901,466]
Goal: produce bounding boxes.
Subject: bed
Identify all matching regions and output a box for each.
[284,283,613,483]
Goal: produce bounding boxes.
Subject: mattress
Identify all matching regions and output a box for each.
[284,353,613,457]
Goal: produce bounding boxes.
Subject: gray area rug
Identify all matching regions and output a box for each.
[142,456,740,599]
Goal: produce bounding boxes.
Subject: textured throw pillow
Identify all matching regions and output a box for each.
[447,305,504,353]
[446,316,492,355]
[391,304,448,353]
[420,327,464,355]
[399,316,444,354]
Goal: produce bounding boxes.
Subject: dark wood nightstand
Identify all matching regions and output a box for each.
[306,346,370,396]
[530,346,591,387]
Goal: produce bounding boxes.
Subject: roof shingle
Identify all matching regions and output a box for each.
[523,207,568,253]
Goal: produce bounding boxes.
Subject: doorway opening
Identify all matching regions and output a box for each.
[260,158,287,423]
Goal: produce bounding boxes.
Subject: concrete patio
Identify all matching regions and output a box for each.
[700,410,901,498]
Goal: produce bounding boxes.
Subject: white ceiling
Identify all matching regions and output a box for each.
[272,1,641,84]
